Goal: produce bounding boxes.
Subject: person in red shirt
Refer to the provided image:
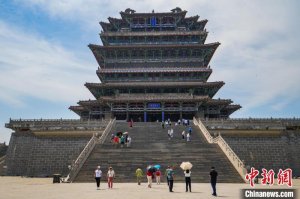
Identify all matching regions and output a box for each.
[113,136,119,147]
[146,170,152,188]
[155,169,161,184]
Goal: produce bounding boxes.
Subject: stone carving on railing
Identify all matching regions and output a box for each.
[67,118,116,182]
[193,117,247,182]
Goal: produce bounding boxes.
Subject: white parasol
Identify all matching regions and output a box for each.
[180,162,193,170]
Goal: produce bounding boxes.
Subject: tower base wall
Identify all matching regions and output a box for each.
[5,132,90,177]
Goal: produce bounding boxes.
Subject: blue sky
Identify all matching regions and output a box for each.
[1,0,300,143]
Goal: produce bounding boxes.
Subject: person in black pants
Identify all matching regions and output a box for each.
[184,169,191,192]
[210,166,218,196]
[167,167,174,192]
[94,166,102,190]
[165,166,170,186]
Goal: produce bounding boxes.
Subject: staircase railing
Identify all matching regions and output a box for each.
[193,117,214,143]
[193,117,246,182]
[0,155,6,164]
[67,118,116,182]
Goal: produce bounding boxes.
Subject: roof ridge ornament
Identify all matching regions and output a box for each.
[124,8,136,14]
[171,7,182,13]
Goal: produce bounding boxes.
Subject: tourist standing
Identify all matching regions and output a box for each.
[167,166,174,192]
[187,132,191,142]
[94,166,102,190]
[165,166,171,186]
[182,130,185,139]
[170,128,174,138]
[165,120,168,126]
[162,121,165,129]
[146,170,153,188]
[129,119,133,127]
[183,119,187,126]
[107,167,115,189]
[127,135,132,147]
[184,169,191,192]
[113,136,119,147]
[110,134,114,143]
[120,135,125,148]
[155,169,161,184]
[188,126,192,135]
[135,168,143,185]
[210,166,218,196]
[178,119,181,125]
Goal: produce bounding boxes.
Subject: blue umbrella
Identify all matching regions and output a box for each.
[154,164,161,169]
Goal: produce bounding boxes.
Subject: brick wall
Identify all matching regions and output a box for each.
[5,132,90,177]
[285,132,300,177]
[223,131,300,177]
[0,143,8,157]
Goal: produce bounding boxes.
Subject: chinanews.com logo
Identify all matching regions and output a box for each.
[241,167,297,199]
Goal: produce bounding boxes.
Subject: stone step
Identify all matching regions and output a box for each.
[74,122,243,183]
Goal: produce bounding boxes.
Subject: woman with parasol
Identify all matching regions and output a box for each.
[180,162,193,192]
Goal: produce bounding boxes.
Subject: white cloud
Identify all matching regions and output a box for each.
[0,20,96,107]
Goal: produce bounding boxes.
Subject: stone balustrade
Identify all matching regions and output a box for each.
[194,117,247,182]
[5,119,109,131]
[0,155,5,163]
[202,118,300,130]
[68,118,116,182]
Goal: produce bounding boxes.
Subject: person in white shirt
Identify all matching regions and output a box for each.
[182,131,185,139]
[170,128,174,138]
[107,167,115,188]
[127,136,132,147]
[167,129,171,140]
[178,119,181,125]
[94,166,102,189]
[187,132,191,142]
[184,169,191,192]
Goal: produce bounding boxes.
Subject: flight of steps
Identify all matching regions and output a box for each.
[75,121,243,183]
[0,156,6,176]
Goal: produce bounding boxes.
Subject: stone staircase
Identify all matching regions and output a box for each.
[75,121,243,183]
[0,156,6,176]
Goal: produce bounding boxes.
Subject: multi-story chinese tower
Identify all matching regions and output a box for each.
[70,8,241,121]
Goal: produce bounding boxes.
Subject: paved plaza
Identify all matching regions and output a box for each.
[0,177,299,199]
